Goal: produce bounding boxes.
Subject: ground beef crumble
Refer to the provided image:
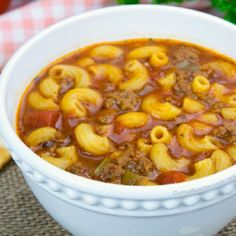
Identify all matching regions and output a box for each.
[67,161,95,179]
[173,74,192,98]
[97,109,117,124]
[172,46,200,64]
[114,143,158,180]
[193,64,214,79]
[197,92,225,112]
[59,78,74,94]
[171,70,198,101]
[99,162,124,183]
[71,143,158,184]
[212,124,236,145]
[104,90,141,111]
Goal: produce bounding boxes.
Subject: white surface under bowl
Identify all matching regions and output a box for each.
[1,5,236,236]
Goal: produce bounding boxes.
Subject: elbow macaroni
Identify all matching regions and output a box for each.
[190,121,212,135]
[41,146,79,170]
[39,77,60,101]
[177,124,217,152]
[211,83,227,100]
[89,45,123,60]
[189,150,232,180]
[115,112,148,129]
[183,97,204,113]
[150,125,171,144]
[206,60,236,79]
[137,138,152,154]
[75,123,112,156]
[198,113,219,125]
[127,46,168,67]
[25,127,57,146]
[141,93,181,120]
[28,91,59,111]
[211,150,232,172]
[61,88,103,118]
[192,75,210,93]
[224,94,236,107]
[76,57,95,67]
[157,73,176,91]
[150,143,189,172]
[89,64,123,85]
[119,60,149,91]
[127,46,166,59]
[149,51,169,67]
[226,145,236,162]
[221,107,236,120]
[49,64,91,88]
[188,158,215,180]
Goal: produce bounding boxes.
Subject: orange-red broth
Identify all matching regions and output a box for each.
[17,39,236,185]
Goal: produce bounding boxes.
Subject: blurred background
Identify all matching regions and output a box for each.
[0,0,235,69]
[0,0,231,20]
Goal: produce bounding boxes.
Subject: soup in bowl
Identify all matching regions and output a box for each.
[17,38,236,186]
[1,5,236,236]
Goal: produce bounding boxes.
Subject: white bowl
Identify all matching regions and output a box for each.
[1,5,236,236]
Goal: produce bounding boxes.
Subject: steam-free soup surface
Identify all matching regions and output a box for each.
[17,39,236,185]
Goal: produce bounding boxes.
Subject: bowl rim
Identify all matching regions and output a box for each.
[1,4,236,200]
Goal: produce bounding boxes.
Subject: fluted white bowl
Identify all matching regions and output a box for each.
[1,5,236,236]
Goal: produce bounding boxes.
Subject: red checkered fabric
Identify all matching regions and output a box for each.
[0,0,115,69]
[0,0,214,69]
[9,0,36,10]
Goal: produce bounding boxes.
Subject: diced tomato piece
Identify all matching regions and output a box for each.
[23,110,60,128]
[157,171,187,185]
[114,121,125,134]
[0,0,11,14]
